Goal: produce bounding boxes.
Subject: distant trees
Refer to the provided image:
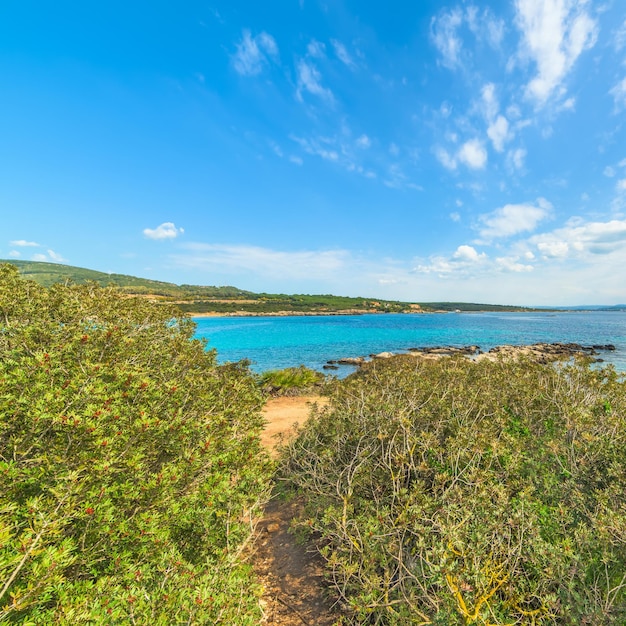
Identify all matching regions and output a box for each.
[0,264,271,624]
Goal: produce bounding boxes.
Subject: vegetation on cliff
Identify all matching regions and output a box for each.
[0,264,272,624]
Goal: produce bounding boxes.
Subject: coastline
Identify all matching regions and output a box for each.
[188,308,412,318]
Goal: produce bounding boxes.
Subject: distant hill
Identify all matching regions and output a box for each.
[420,302,537,312]
[4,260,250,298]
[2,259,545,315]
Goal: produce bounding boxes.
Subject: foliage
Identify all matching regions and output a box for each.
[0,264,272,624]
[5,259,542,315]
[3,260,417,313]
[259,366,325,396]
[3,259,249,298]
[419,302,536,312]
[279,355,626,624]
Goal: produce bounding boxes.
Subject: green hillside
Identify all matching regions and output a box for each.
[421,301,536,312]
[2,260,538,314]
[2,260,415,313]
[4,260,251,298]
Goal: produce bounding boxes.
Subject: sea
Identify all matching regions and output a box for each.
[192,311,626,377]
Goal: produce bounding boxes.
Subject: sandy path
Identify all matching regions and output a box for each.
[252,394,344,625]
[261,395,328,456]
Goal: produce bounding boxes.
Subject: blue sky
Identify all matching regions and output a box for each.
[2,0,626,305]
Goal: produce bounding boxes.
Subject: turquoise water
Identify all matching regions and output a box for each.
[193,311,626,376]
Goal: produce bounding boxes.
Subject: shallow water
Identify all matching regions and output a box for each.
[193,311,626,376]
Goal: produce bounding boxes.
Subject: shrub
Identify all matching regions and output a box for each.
[0,264,272,624]
[279,355,626,624]
[259,366,325,396]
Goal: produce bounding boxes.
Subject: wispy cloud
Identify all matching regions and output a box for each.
[355,134,371,149]
[431,5,505,70]
[307,39,326,58]
[32,249,67,263]
[290,134,339,162]
[331,39,356,68]
[610,77,626,111]
[430,7,464,70]
[173,243,350,280]
[466,5,506,48]
[530,218,626,259]
[232,29,279,76]
[478,198,552,240]
[507,148,527,170]
[413,244,488,276]
[515,0,598,105]
[295,59,334,102]
[143,222,184,240]
[458,139,488,169]
[10,239,40,247]
[435,139,487,171]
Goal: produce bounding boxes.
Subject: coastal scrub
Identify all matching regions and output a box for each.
[279,355,626,624]
[0,264,272,624]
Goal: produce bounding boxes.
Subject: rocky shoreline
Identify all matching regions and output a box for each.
[322,342,617,370]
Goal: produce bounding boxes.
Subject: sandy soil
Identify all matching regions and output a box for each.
[260,396,329,456]
[250,394,344,625]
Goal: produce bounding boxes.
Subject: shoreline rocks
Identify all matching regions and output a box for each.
[327,342,616,370]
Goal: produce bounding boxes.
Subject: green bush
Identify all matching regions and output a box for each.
[259,366,325,396]
[279,355,626,624]
[0,264,272,624]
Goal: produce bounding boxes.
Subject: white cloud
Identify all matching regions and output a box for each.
[604,166,616,177]
[430,8,464,69]
[389,143,400,156]
[530,218,626,259]
[414,244,487,276]
[450,212,461,222]
[173,243,349,280]
[466,5,506,48]
[290,135,339,162]
[610,77,626,110]
[435,147,458,170]
[307,39,326,58]
[10,240,40,247]
[382,164,422,191]
[295,59,334,102]
[508,148,527,170]
[617,179,626,192]
[289,155,303,165]
[496,256,534,272]
[453,245,486,262]
[614,19,626,51]
[515,0,598,105]
[47,249,65,262]
[331,39,356,68]
[478,198,552,240]
[487,115,511,152]
[270,142,283,158]
[8,250,20,258]
[232,29,279,76]
[432,6,505,70]
[458,139,487,169]
[143,222,184,240]
[481,83,499,120]
[31,249,67,263]
[356,134,371,149]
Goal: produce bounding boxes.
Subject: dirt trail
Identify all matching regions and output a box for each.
[260,396,328,457]
[251,395,343,625]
